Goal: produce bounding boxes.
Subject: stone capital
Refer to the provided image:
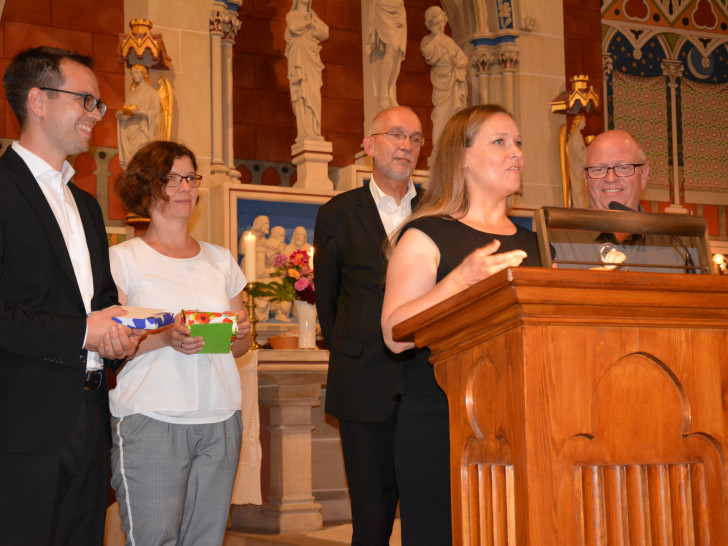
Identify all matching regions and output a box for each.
[471,46,498,75]
[661,59,683,82]
[210,8,241,42]
[498,45,519,71]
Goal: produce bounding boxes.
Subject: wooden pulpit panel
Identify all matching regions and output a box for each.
[394,268,728,545]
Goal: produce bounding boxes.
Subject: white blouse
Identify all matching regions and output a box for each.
[109,237,246,424]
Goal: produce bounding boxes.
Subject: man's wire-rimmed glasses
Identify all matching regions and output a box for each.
[370,131,425,148]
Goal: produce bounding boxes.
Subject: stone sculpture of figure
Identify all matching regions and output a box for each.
[567,114,589,208]
[265,226,287,270]
[366,0,407,112]
[421,6,468,148]
[265,226,292,322]
[284,226,311,256]
[116,64,161,169]
[285,0,329,143]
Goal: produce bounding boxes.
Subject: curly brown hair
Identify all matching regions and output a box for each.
[115,140,198,217]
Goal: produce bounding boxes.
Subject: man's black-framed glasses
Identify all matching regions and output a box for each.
[165,174,203,188]
[585,163,644,179]
[39,87,107,117]
[370,131,425,148]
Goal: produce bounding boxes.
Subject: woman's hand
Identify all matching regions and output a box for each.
[452,240,527,291]
[232,308,251,339]
[229,292,254,357]
[382,229,529,354]
[166,313,204,355]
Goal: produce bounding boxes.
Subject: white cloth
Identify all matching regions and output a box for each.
[231,350,262,505]
[11,142,101,370]
[109,237,246,424]
[366,0,407,56]
[369,177,416,236]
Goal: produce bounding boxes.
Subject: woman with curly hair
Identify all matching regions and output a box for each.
[104,140,252,545]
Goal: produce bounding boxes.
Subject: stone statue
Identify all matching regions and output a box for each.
[265,226,287,270]
[567,114,589,208]
[265,226,292,322]
[116,64,167,169]
[284,226,311,256]
[366,0,407,112]
[421,6,468,148]
[558,114,591,208]
[285,0,329,143]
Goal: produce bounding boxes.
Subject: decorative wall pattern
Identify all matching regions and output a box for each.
[682,80,728,193]
[602,0,728,207]
[612,71,670,190]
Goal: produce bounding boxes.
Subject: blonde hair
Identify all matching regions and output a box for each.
[413,105,512,217]
[385,104,514,255]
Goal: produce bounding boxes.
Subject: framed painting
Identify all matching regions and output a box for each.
[227,185,335,265]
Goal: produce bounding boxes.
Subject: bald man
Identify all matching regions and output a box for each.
[314,106,424,545]
[584,129,648,215]
[553,129,694,272]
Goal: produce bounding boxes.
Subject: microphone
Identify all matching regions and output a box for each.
[607,200,634,212]
[607,201,695,273]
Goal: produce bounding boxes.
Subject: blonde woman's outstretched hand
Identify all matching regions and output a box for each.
[452,239,527,291]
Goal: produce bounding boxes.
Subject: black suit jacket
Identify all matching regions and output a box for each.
[314,184,421,422]
[0,147,119,454]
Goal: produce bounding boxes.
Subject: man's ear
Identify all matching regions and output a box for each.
[26,88,46,119]
[640,163,650,190]
[362,135,376,158]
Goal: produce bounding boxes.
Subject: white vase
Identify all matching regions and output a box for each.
[295,300,317,349]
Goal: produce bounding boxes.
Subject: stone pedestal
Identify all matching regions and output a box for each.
[230,350,329,534]
[291,139,334,191]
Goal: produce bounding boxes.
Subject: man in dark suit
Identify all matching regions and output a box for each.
[314,106,423,545]
[0,47,141,545]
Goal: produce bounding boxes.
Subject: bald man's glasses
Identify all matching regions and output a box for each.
[585,163,644,179]
[371,131,425,148]
[40,87,107,117]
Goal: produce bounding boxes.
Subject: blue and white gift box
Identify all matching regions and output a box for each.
[112,307,175,329]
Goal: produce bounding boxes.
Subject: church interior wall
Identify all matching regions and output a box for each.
[0,0,125,148]
[0,0,726,243]
[562,0,602,138]
[233,0,440,174]
[506,0,567,211]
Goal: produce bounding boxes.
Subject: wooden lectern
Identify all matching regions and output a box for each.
[394,268,728,545]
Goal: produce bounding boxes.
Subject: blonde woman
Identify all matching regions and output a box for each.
[382,105,541,545]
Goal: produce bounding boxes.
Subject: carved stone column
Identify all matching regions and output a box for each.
[488,55,503,107]
[471,46,495,105]
[209,4,229,178]
[661,59,688,214]
[221,6,242,181]
[499,45,519,114]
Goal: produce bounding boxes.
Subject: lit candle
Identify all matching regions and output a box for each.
[243,231,256,282]
[309,246,314,270]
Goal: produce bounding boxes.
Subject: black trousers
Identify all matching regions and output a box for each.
[0,387,110,546]
[339,407,399,546]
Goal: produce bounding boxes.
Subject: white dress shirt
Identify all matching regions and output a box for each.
[12,142,101,370]
[369,176,417,236]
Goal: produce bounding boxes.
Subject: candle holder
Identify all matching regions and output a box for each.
[245,285,261,350]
